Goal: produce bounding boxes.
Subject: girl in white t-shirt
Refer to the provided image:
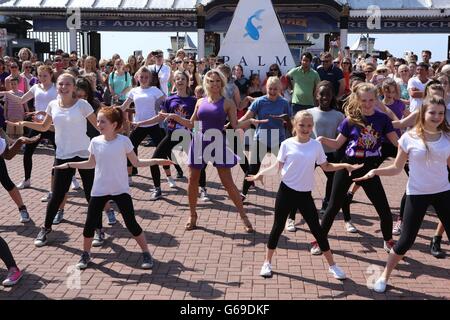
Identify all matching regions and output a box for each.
[54,106,172,270]
[120,66,169,186]
[10,73,99,248]
[246,111,362,280]
[0,65,58,191]
[354,96,450,293]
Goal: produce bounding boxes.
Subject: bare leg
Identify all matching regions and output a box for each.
[435,221,445,237]
[217,167,253,232]
[134,232,150,253]
[380,251,404,282]
[8,187,25,207]
[186,167,201,229]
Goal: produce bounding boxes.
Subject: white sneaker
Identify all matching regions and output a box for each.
[373,277,387,293]
[40,192,52,202]
[17,179,31,189]
[259,262,273,278]
[328,264,346,280]
[71,176,81,190]
[285,219,296,232]
[310,241,322,255]
[345,221,358,233]
[392,220,402,236]
[199,188,210,202]
[167,176,176,188]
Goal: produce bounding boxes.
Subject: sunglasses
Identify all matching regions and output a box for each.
[394,64,401,67]
[269,68,279,71]
[10,65,18,69]
[377,70,388,73]
[342,62,350,65]
[70,59,77,62]
[175,61,182,64]
[24,66,32,69]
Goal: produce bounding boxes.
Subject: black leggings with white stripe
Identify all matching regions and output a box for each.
[267,182,331,252]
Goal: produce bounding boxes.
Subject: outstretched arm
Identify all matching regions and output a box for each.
[54,154,96,170]
[353,147,408,182]
[127,151,174,168]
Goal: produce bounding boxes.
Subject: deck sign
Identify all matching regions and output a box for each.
[218,0,295,77]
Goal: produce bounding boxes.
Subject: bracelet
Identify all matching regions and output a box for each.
[67,163,71,169]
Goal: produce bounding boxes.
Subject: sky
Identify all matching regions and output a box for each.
[100,32,449,62]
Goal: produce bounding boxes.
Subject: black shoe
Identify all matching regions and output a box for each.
[346,192,354,204]
[319,200,328,214]
[144,140,156,147]
[176,171,184,179]
[430,236,445,259]
[131,167,138,176]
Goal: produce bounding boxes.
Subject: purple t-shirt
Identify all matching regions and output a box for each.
[386,99,405,137]
[338,110,395,159]
[162,95,197,132]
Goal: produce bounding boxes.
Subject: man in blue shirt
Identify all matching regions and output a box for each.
[316,52,345,99]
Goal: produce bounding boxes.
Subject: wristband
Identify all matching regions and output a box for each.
[67,163,71,169]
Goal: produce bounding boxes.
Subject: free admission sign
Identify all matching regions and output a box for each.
[218,0,295,77]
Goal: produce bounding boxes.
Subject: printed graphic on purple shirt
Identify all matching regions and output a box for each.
[338,110,395,158]
[162,95,197,131]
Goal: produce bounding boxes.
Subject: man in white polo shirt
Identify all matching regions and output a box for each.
[407,62,431,113]
[147,49,171,96]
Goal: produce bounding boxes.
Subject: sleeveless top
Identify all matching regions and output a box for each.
[197,97,227,132]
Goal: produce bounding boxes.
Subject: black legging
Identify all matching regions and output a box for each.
[0,157,15,191]
[84,193,142,238]
[127,125,169,172]
[23,129,56,180]
[44,156,96,229]
[242,141,279,195]
[394,190,450,255]
[150,130,200,188]
[0,236,16,269]
[321,157,393,241]
[267,182,331,252]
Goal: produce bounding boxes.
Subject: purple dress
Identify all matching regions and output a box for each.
[188,97,239,169]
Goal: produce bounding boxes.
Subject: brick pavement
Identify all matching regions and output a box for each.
[0,144,448,300]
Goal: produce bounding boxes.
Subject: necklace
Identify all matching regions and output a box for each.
[423,129,441,135]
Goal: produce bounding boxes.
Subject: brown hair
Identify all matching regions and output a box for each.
[291,110,314,136]
[343,82,377,127]
[37,65,53,76]
[98,106,124,131]
[413,96,449,152]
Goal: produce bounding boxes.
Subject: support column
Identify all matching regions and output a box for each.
[340,5,349,51]
[69,28,77,53]
[197,5,206,59]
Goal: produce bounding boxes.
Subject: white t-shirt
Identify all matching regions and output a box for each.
[277,137,327,192]
[46,99,93,159]
[147,64,171,96]
[29,84,58,112]
[398,130,450,195]
[407,77,429,113]
[0,138,6,155]
[128,86,164,127]
[89,134,134,197]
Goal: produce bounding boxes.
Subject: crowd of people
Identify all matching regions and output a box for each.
[0,45,449,294]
